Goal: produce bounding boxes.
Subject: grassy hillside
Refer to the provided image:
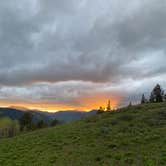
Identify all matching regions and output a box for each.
[0,103,166,166]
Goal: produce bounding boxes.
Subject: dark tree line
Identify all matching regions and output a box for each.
[19,112,60,132]
[0,112,60,139]
[141,84,166,104]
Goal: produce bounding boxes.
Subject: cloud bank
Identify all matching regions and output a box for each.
[0,0,166,111]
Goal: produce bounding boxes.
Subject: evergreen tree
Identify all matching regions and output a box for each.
[141,94,146,104]
[152,84,163,102]
[106,100,111,111]
[128,101,132,107]
[19,112,33,131]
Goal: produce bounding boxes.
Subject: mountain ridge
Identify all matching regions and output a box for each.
[0,107,97,123]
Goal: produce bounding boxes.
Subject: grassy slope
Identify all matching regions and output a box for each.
[0,103,166,166]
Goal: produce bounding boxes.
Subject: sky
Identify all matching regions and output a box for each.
[0,0,166,112]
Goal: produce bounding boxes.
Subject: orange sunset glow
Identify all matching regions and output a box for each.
[0,95,121,112]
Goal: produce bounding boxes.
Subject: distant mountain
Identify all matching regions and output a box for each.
[0,108,52,123]
[52,110,97,123]
[0,108,97,123]
[0,108,24,119]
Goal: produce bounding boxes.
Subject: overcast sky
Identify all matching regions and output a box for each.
[0,0,166,111]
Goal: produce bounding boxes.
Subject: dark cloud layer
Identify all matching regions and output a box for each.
[0,0,166,110]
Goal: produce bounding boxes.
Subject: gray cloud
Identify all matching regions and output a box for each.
[0,0,166,110]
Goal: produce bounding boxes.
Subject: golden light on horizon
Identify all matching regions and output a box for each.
[78,94,120,111]
[0,95,122,112]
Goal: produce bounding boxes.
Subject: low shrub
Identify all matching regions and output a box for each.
[118,114,134,122]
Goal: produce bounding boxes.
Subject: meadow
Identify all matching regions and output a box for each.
[0,102,166,165]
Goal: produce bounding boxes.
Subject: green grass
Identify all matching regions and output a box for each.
[1,102,166,166]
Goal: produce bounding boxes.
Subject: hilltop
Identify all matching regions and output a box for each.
[0,102,166,165]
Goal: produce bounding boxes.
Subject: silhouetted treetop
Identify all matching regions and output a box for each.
[150,84,164,103]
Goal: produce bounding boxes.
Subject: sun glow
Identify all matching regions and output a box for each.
[0,95,121,112]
